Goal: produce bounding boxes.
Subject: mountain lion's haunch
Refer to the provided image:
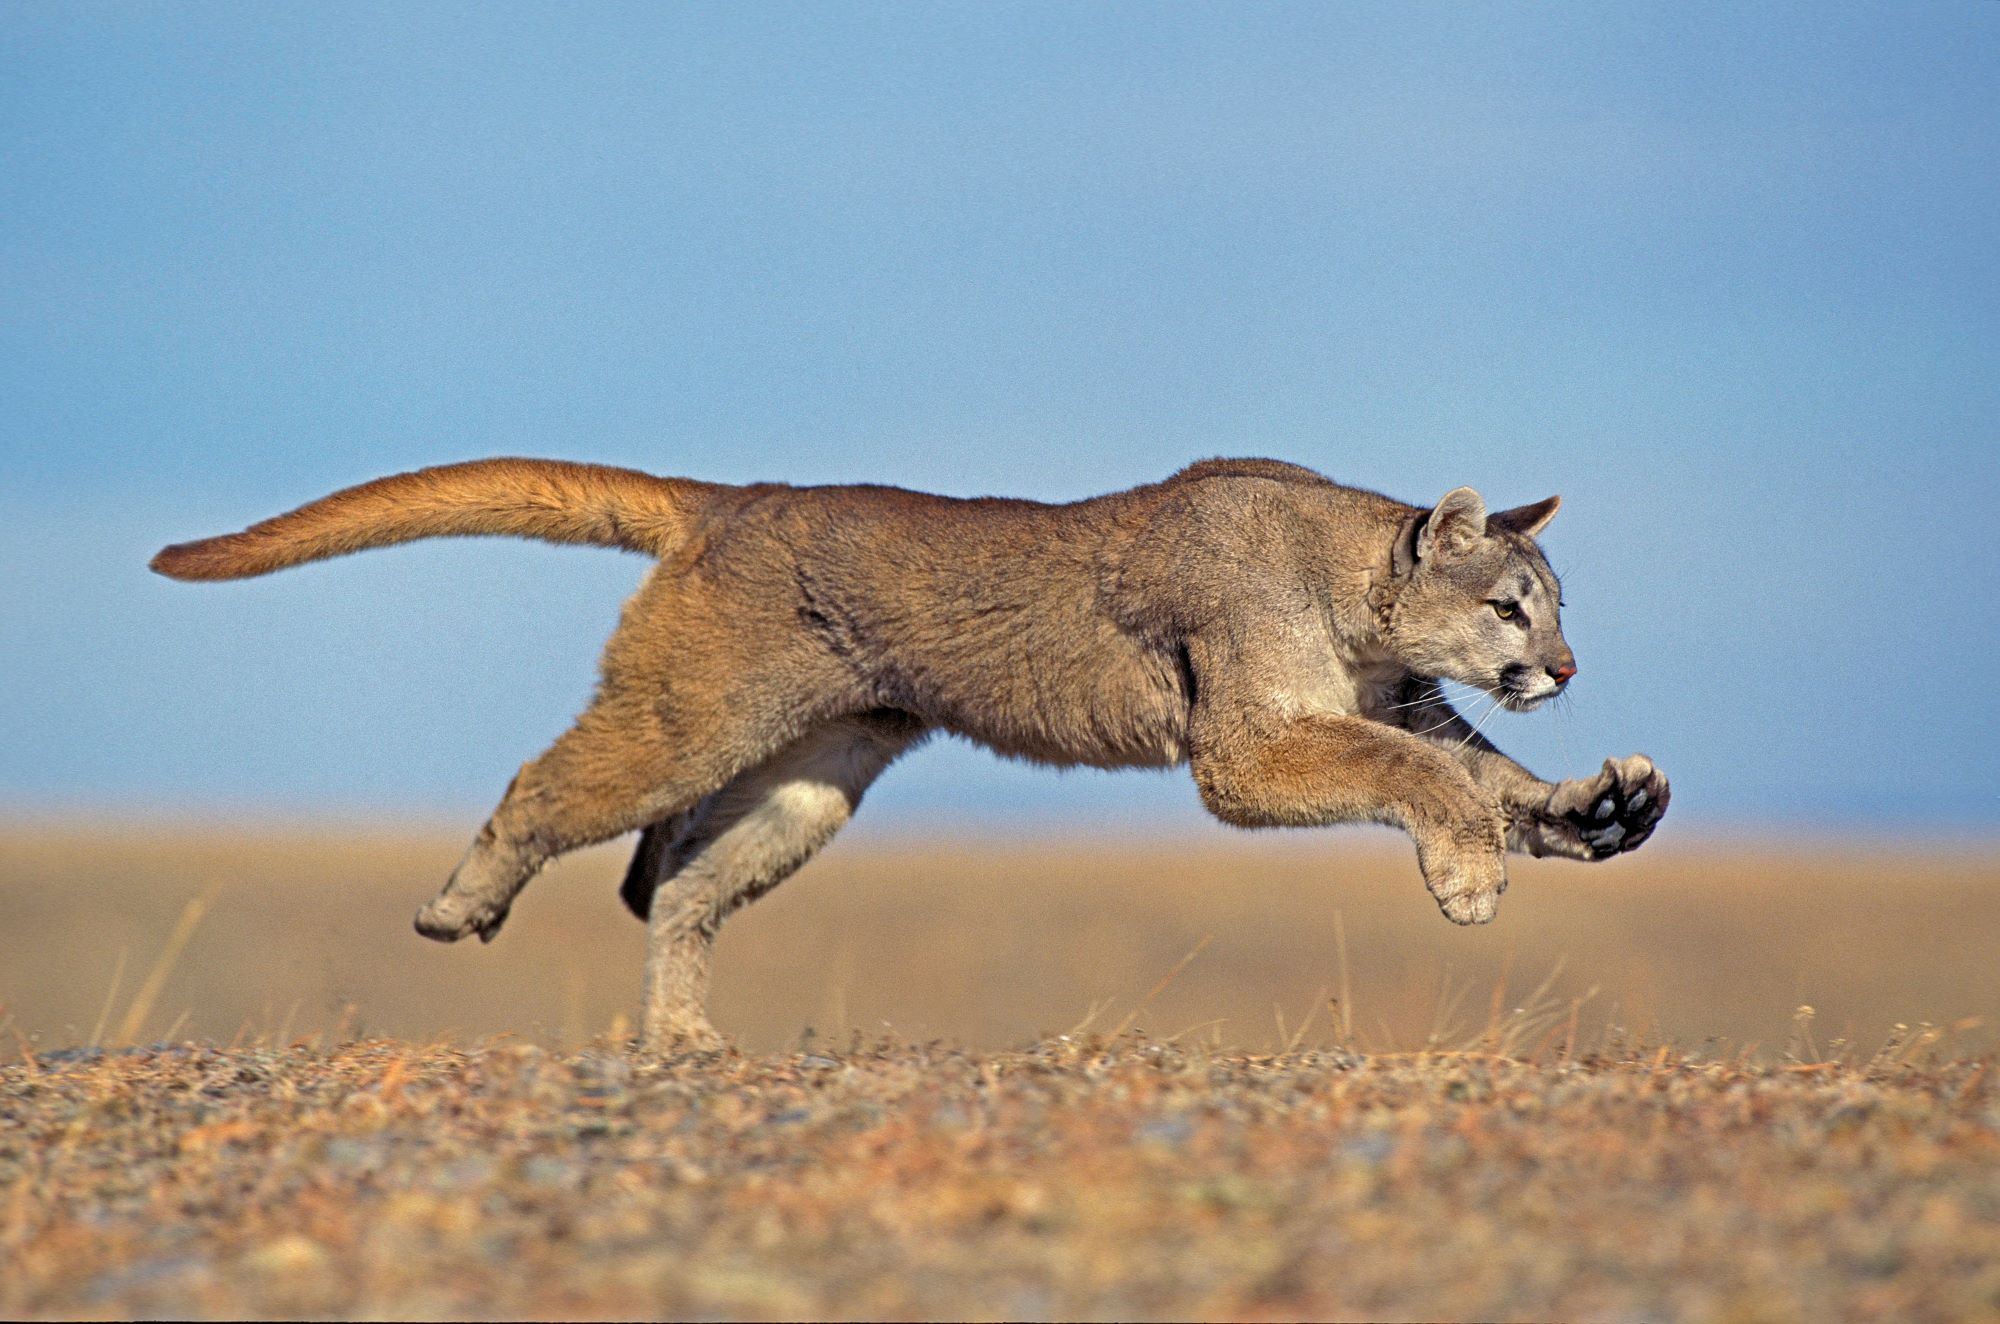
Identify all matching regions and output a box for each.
[154,457,1670,1050]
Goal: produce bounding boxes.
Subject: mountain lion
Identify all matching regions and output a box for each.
[153,457,1670,1050]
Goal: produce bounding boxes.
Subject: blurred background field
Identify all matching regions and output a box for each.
[3,821,1993,1060]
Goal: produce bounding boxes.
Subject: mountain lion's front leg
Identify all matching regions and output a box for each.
[1188,697,1511,925]
[1394,684,1670,861]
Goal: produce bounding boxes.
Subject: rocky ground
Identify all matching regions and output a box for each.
[3,1037,1996,1321]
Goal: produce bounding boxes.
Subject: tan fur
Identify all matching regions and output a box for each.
[150,458,702,580]
[154,456,1669,1050]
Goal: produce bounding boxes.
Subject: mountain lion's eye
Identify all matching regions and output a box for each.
[1490,601,1518,620]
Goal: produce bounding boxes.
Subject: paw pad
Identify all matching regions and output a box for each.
[1562,770,1668,859]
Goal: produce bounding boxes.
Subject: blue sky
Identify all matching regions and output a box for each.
[2,2,1995,832]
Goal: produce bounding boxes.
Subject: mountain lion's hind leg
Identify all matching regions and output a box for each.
[412,684,826,946]
[633,713,924,1052]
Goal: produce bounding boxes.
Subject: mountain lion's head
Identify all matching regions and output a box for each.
[1386,488,1575,712]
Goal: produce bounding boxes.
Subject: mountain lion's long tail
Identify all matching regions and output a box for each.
[150,458,699,581]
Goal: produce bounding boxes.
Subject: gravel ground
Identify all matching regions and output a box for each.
[3,1038,1997,1321]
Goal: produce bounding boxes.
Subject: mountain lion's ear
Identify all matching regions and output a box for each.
[1415,487,1487,561]
[1392,511,1424,576]
[1489,495,1561,539]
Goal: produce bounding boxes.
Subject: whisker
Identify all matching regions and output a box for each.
[1416,695,1486,739]
[1553,689,1577,769]
[1388,681,1492,716]
[1451,694,1505,752]
[1411,710,1461,738]
[1412,693,1498,747]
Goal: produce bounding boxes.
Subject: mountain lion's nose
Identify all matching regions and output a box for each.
[1549,661,1577,684]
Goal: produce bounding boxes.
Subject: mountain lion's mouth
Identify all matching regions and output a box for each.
[1497,684,1555,713]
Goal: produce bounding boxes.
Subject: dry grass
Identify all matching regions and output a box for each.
[1,823,1997,1320]
[1,822,1994,1056]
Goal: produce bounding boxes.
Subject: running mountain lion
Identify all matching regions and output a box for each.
[153,457,1669,1050]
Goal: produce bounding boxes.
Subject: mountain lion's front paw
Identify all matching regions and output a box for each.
[414,890,512,944]
[1417,823,1509,925]
[1546,754,1669,859]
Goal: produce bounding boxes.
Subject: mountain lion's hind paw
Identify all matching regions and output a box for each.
[1558,755,1669,859]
